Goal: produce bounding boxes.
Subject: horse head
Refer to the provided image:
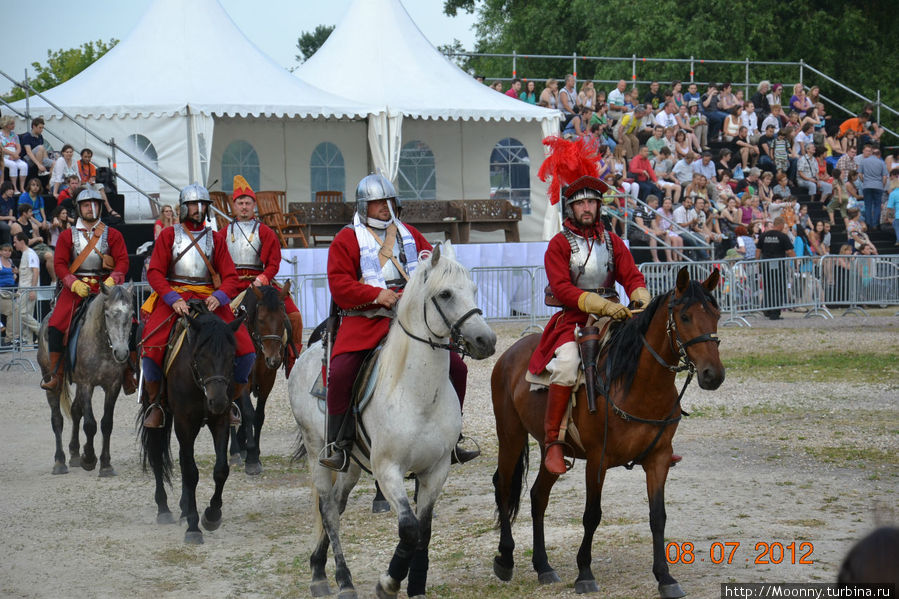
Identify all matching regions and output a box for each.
[406,242,497,360]
[249,283,289,370]
[187,312,241,416]
[671,267,725,390]
[99,282,133,364]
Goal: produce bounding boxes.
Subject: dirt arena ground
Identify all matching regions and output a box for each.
[1,313,897,599]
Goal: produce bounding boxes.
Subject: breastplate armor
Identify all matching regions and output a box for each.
[169,224,214,284]
[372,229,406,286]
[71,226,109,276]
[225,220,262,270]
[567,231,612,291]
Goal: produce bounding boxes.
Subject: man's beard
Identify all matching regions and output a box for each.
[576,212,595,228]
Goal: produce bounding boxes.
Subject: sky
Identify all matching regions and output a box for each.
[0,0,478,94]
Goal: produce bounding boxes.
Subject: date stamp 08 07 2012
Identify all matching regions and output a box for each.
[666,541,816,565]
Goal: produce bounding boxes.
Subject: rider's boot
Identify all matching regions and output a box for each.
[40,351,65,391]
[142,379,165,428]
[122,351,139,395]
[285,312,303,377]
[230,382,247,427]
[543,384,573,475]
[319,410,355,472]
[451,434,480,464]
[670,454,683,466]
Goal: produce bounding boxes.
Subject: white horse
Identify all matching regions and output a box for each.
[290,242,496,599]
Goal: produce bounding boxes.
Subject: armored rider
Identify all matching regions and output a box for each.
[319,173,478,471]
[41,188,133,391]
[215,175,304,374]
[528,139,651,475]
[140,183,255,428]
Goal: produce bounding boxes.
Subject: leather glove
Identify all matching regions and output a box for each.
[71,280,91,298]
[578,292,632,320]
[630,287,652,309]
[103,277,116,288]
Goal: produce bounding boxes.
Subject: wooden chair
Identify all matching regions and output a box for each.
[257,191,309,248]
[315,190,344,204]
[209,191,233,230]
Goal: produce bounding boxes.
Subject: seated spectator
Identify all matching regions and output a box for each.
[859,103,884,148]
[607,79,628,122]
[539,79,559,109]
[154,204,176,239]
[723,106,742,142]
[735,126,760,169]
[800,105,824,132]
[646,125,667,163]
[845,170,863,213]
[838,113,869,146]
[55,176,80,219]
[78,148,119,219]
[716,169,739,202]
[577,80,596,111]
[654,147,682,203]
[614,106,644,159]
[654,100,678,130]
[672,194,709,260]
[761,104,784,134]
[636,103,657,144]
[628,145,664,201]
[717,148,734,178]
[808,220,829,255]
[755,170,774,204]
[683,82,701,105]
[48,205,71,248]
[717,83,739,114]
[50,144,80,196]
[826,168,849,224]
[673,151,697,187]
[845,207,877,254]
[751,81,772,119]
[0,182,17,245]
[766,83,784,111]
[692,150,719,201]
[757,124,778,172]
[673,129,691,160]
[740,102,760,140]
[562,107,592,139]
[772,171,791,199]
[733,225,756,258]
[694,197,727,252]
[790,83,813,115]
[797,143,832,203]
[670,81,684,108]
[19,117,54,179]
[656,196,685,261]
[519,80,537,105]
[18,178,48,229]
[630,194,665,262]
[685,173,709,204]
[793,122,815,157]
[773,126,798,182]
[1,116,28,194]
[675,103,703,153]
[559,75,578,122]
[643,81,664,111]
[721,196,743,231]
[9,204,54,282]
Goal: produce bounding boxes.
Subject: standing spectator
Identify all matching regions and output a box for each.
[505,78,522,99]
[50,144,80,196]
[701,84,729,141]
[519,80,537,105]
[607,79,628,123]
[0,116,28,193]
[751,81,772,119]
[755,216,795,319]
[856,143,887,227]
[757,124,777,172]
[539,79,559,109]
[12,232,41,345]
[0,182,16,245]
[643,81,664,111]
[19,117,54,179]
[826,169,849,224]
[0,242,16,346]
[733,225,756,259]
[886,170,899,244]
[577,81,596,111]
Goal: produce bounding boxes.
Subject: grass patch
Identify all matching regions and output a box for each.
[723,352,896,383]
[783,518,826,527]
[804,446,898,467]
[154,546,205,566]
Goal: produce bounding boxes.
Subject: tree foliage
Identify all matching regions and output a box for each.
[3,39,118,102]
[293,25,335,68]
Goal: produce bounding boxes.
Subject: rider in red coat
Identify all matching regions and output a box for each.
[140,184,255,428]
[318,174,477,471]
[41,188,131,391]
[214,175,303,374]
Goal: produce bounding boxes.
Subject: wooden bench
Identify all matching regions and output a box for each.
[456,199,522,242]
[288,202,353,245]
[398,200,464,244]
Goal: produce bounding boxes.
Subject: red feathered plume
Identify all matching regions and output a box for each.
[537,136,602,205]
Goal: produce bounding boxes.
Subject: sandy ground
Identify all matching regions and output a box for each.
[1,314,897,599]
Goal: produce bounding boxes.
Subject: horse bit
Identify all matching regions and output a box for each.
[397,295,483,358]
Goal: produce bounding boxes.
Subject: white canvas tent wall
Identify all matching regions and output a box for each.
[10,0,378,220]
[295,0,561,241]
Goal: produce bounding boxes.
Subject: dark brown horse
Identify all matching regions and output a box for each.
[490,267,724,597]
[229,282,292,475]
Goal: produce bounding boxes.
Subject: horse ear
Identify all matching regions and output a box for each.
[251,285,263,300]
[442,239,456,260]
[703,268,721,292]
[230,311,247,330]
[430,243,441,267]
[676,266,690,294]
[279,279,292,299]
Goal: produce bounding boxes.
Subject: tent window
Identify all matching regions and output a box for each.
[397,141,436,202]
[310,142,345,201]
[490,137,531,214]
[118,134,160,220]
[222,140,260,193]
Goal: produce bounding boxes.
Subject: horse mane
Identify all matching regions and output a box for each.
[604,280,717,397]
[256,285,283,312]
[191,312,236,355]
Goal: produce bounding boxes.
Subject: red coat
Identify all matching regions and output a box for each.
[528,219,645,375]
[47,224,129,334]
[328,224,430,357]
[141,222,253,363]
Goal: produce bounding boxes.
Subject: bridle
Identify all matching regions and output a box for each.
[640,293,720,376]
[245,303,286,359]
[397,294,483,358]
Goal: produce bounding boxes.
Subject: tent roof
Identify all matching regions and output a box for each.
[13,0,378,120]
[295,0,559,123]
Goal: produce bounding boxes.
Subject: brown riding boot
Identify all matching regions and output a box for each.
[670,454,683,467]
[122,351,138,395]
[40,352,65,391]
[286,312,304,377]
[543,384,573,475]
[142,380,165,428]
[230,382,247,427]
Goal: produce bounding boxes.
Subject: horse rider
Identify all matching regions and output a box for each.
[528,138,653,476]
[140,183,256,428]
[319,173,478,471]
[41,188,133,391]
[215,175,303,374]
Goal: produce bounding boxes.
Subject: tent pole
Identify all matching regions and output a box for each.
[186,105,196,183]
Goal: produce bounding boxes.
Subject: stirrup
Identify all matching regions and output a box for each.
[544,440,575,473]
[142,402,166,429]
[451,435,481,465]
[318,444,350,473]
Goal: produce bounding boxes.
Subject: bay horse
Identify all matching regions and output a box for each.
[491,267,724,597]
[37,283,134,476]
[229,281,292,475]
[139,302,246,544]
[290,242,496,599]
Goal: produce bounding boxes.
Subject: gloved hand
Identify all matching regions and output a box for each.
[103,277,116,288]
[630,287,652,309]
[71,280,91,298]
[578,292,632,320]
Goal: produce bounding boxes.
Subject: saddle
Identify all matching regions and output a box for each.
[66,294,99,372]
[162,300,209,376]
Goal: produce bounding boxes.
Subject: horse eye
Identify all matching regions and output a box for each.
[680,312,690,323]
[439,290,452,300]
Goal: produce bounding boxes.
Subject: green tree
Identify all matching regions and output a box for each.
[293,25,335,69]
[3,39,118,101]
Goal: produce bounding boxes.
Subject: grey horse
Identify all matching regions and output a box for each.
[37,284,134,475]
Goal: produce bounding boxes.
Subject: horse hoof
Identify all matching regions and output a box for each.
[229,453,243,466]
[80,457,96,472]
[245,461,262,476]
[157,512,176,525]
[659,582,686,598]
[493,556,513,581]
[240,450,247,460]
[52,463,69,475]
[99,466,117,478]
[201,512,222,531]
[375,577,398,599]
[184,531,204,545]
[538,570,562,585]
[371,499,391,514]
[575,579,600,594]
[69,456,81,468]
[337,588,357,599]
[309,579,332,597]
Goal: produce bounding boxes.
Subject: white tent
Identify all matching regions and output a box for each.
[10,0,379,219]
[296,0,561,240]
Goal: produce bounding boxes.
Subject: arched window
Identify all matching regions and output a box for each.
[397,141,436,202]
[490,137,531,214]
[310,142,345,201]
[117,134,159,220]
[222,140,260,193]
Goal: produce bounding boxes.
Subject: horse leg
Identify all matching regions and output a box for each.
[406,466,447,598]
[574,462,606,594]
[97,384,118,477]
[177,426,203,544]
[46,391,68,474]
[245,379,272,475]
[77,385,98,471]
[531,466,562,584]
[68,388,84,468]
[492,429,529,581]
[645,460,685,599]
[228,425,243,466]
[313,463,361,599]
[374,468,420,599]
[201,418,230,532]
[372,481,390,513]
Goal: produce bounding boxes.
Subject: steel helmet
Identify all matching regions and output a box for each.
[178,183,212,221]
[75,187,104,203]
[354,173,400,219]
[561,175,608,219]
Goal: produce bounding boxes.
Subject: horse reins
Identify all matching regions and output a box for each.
[396,295,483,358]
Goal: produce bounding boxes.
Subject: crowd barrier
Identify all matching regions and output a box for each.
[2,255,897,364]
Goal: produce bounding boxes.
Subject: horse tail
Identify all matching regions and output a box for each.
[311,481,323,544]
[137,411,173,485]
[493,441,529,529]
[290,428,308,463]
[58,375,72,420]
